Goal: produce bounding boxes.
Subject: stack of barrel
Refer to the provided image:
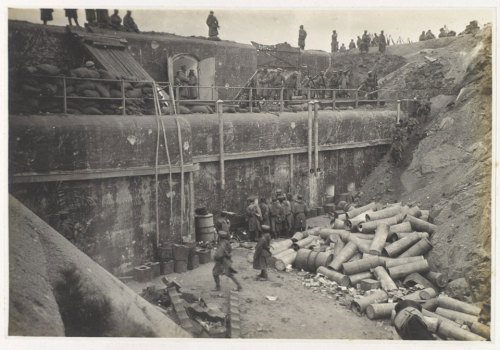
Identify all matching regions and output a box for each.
[308,201,489,341]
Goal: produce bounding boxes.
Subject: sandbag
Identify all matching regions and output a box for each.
[40,83,58,95]
[190,105,210,114]
[70,67,100,79]
[109,89,123,98]
[178,106,191,114]
[142,87,153,94]
[66,108,81,114]
[76,81,96,93]
[66,86,75,94]
[95,83,111,98]
[126,88,143,98]
[237,108,249,113]
[82,89,101,98]
[82,106,104,115]
[36,63,60,75]
[223,106,236,113]
[22,84,40,94]
[98,69,118,80]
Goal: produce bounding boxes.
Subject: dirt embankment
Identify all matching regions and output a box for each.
[357,26,492,303]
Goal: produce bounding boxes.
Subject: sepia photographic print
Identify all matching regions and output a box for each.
[1,0,497,348]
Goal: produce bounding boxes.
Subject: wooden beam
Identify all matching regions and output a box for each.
[11,163,199,184]
[175,117,185,238]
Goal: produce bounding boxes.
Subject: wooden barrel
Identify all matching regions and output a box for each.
[294,249,312,270]
[195,213,216,242]
[314,252,333,269]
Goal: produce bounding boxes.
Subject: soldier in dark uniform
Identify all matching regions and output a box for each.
[361,30,371,52]
[379,30,387,53]
[284,72,298,104]
[123,11,140,33]
[270,68,285,100]
[270,197,282,239]
[206,11,220,39]
[279,195,292,237]
[253,228,272,281]
[356,36,362,51]
[188,70,198,99]
[96,9,110,28]
[65,9,80,27]
[175,65,190,99]
[360,71,378,100]
[349,39,356,50]
[331,30,339,53]
[246,196,262,241]
[298,25,307,50]
[425,30,436,40]
[391,123,405,163]
[259,198,270,227]
[292,194,307,231]
[85,10,97,26]
[110,10,122,30]
[339,43,346,52]
[215,211,231,233]
[212,231,242,291]
[40,9,54,25]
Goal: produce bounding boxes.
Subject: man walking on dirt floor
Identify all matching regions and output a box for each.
[212,231,242,291]
[246,196,262,241]
[292,194,307,231]
[253,228,272,281]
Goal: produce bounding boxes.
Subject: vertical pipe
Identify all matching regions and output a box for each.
[307,101,314,207]
[62,76,67,114]
[396,100,401,124]
[121,80,126,115]
[332,89,336,110]
[289,153,294,190]
[217,100,225,190]
[280,87,284,112]
[355,90,359,109]
[249,87,253,113]
[176,118,185,238]
[307,88,311,102]
[189,171,195,241]
[376,89,380,108]
[175,86,180,113]
[314,101,319,175]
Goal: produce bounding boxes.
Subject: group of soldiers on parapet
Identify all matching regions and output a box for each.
[41,9,140,32]
[331,30,388,54]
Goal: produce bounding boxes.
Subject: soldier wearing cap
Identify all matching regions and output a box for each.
[206,11,220,39]
[212,230,242,291]
[253,226,272,281]
[292,194,308,231]
[246,196,262,241]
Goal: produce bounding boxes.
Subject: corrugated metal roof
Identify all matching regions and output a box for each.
[71,30,153,81]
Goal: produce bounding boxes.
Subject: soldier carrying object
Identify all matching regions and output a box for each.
[212,231,242,291]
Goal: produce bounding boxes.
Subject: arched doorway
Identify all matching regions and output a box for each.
[168,53,216,100]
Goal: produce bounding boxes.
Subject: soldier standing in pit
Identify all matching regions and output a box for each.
[123,11,140,33]
[175,66,190,99]
[284,72,298,104]
[379,30,387,53]
[188,70,198,99]
[259,198,270,227]
[253,228,272,281]
[349,39,356,50]
[331,30,339,53]
[206,11,220,40]
[246,196,262,241]
[270,68,285,100]
[65,9,80,27]
[269,197,282,239]
[256,68,268,100]
[298,25,307,50]
[292,194,307,231]
[41,9,54,25]
[391,123,405,164]
[212,231,242,291]
[110,10,122,30]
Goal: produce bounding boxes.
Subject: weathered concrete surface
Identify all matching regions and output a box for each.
[10,110,394,272]
[9,195,191,337]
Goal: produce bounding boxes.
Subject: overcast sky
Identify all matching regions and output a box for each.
[8,7,493,51]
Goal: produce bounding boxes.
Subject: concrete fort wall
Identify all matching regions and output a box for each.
[9,110,394,274]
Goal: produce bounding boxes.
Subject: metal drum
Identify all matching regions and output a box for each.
[195,213,215,242]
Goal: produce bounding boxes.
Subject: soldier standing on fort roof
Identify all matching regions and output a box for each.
[298,25,307,50]
[96,9,110,28]
[40,9,53,25]
[110,10,122,30]
[349,39,356,50]
[379,30,387,53]
[206,11,220,40]
[65,9,80,27]
[331,30,339,53]
[85,9,97,26]
[123,11,140,33]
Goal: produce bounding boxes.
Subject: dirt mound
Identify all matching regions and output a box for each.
[8,195,190,337]
[332,52,407,88]
[357,26,492,302]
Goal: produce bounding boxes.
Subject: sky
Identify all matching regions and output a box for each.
[8,7,493,52]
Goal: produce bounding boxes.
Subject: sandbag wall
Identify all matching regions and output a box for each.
[268,202,489,341]
[9,63,156,115]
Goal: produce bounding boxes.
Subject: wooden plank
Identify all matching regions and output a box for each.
[228,291,241,338]
[11,163,199,184]
[167,287,194,333]
[192,139,392,163]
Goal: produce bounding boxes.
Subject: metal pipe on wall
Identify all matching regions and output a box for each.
[217,100,225,190]
[314,101,319,176]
